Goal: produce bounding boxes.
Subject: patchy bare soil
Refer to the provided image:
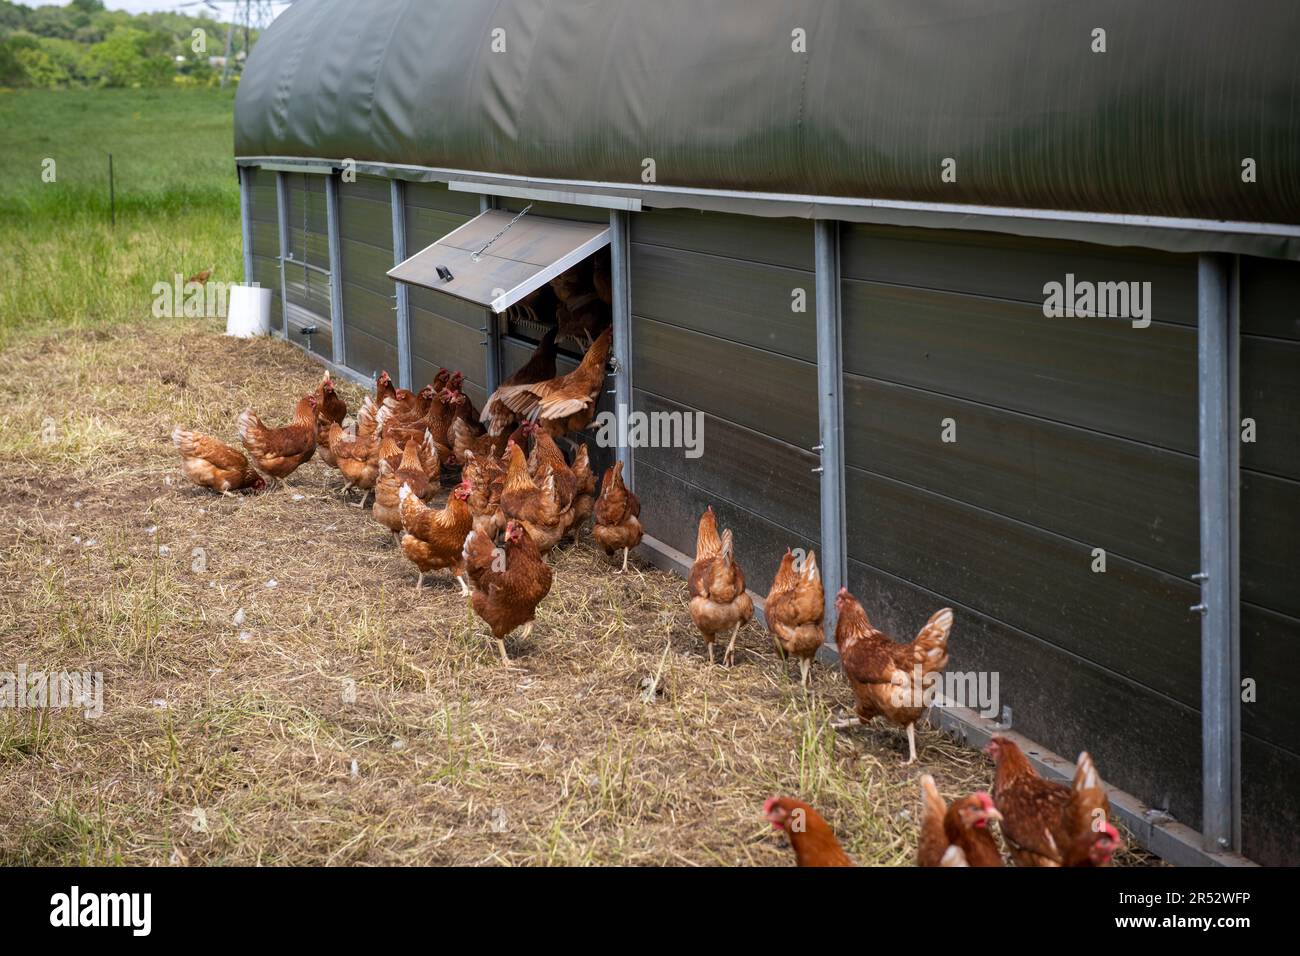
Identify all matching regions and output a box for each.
[0,319,1158,866]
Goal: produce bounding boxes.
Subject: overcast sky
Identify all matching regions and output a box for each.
[29,1,293,15]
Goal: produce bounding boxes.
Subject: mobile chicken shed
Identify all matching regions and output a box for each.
[234,0,1300,865]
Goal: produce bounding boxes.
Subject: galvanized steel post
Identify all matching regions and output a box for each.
[814,220,847,637]
[274,171,290,338]
[610,209,633,489]
[239,166,254,286]
[390,179,413,391]
[1196,252,1241,854]
[324,173,346,367]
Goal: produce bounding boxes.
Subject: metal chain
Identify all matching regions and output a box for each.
[471,204,533,262]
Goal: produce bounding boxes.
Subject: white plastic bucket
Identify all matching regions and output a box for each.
[226,284,273,338]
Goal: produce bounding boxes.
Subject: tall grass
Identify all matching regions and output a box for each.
[0,86,243,348]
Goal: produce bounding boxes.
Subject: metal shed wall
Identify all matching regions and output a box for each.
[830,225,1298,866]
[1237,258,1300,865]
[238,156,1295,864]
[403,182,488,409]
[282,173,333,360]
[337,174,398,378]
[629,209,821,590]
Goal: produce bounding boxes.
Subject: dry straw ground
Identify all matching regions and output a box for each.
[0,319,1156,866]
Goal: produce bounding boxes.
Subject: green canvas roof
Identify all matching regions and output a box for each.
[235,0,1300,255]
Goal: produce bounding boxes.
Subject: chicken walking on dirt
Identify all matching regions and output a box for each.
[592,460,641,572]
[987,736,1122,867]
[764,797,853,867]
[237,394,318,486]
[462,520,553,664]
[917,774,1003,867]
[764,548,824,687]
[398,482,473,593]
[687,506,753,665]
[834,588,953,765]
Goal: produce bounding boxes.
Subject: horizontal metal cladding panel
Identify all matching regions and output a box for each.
[1241,602,1300,755]
[405,181,482,217]
[1240,256,1300,341]
[636,460,816,599]
[406,207,478,252]
[286,228,330,272]
[407,286,484,332]
[343,324,399,382]
[287,175,330,269]
[412,356,486,410]
[340,238,399,298]
[631,316,818,451]
[1242,738,1300,863]
[844,555,1202,842]
[248,169,278,225]
[1240,335,1300,480]
[497,196,609,224]
[342,282,398,377]
[1241,735,1300,866]
[632,390,820,549]
[843,463,1203,711]
[409,306,486,391]
[285,301,332,358]
[338,193,395,251]
[250,219,280,259]
[340,173,391,205]
[1241,472,1300,620]
[632,208,816,272]
[631,244,816,360]
[843,372,1200,578]
[283,261,332,316]
[841,224,1199,326]
[841,279,1198,455]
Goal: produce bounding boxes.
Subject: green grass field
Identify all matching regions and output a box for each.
[0,86,242,349]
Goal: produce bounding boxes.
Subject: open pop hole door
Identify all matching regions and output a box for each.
[388,207,611,313]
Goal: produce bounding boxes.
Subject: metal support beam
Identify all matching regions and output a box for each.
[274,171,290,339]
[238,166,254,286]
[480,194,502,393]
[813,220,847,637]
[390,179,413,391]
[324,173,346,367]
[609,209,634,489]
[1196,252,1241,854]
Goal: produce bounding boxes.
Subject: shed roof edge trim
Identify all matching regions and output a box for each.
[237,157,1300,261]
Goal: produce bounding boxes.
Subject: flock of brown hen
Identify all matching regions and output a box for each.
[765,739,1122,868]
[171,289,1123,867]
[172,325,640,664]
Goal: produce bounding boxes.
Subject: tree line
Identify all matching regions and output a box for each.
[0,0,256,89]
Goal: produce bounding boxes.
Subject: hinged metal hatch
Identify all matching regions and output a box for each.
[388,208,610,313]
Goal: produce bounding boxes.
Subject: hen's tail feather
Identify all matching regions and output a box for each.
[1072,751,1102,793]
[914,607,954,665]
[920,773,947,825]
[236,410,261,447]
